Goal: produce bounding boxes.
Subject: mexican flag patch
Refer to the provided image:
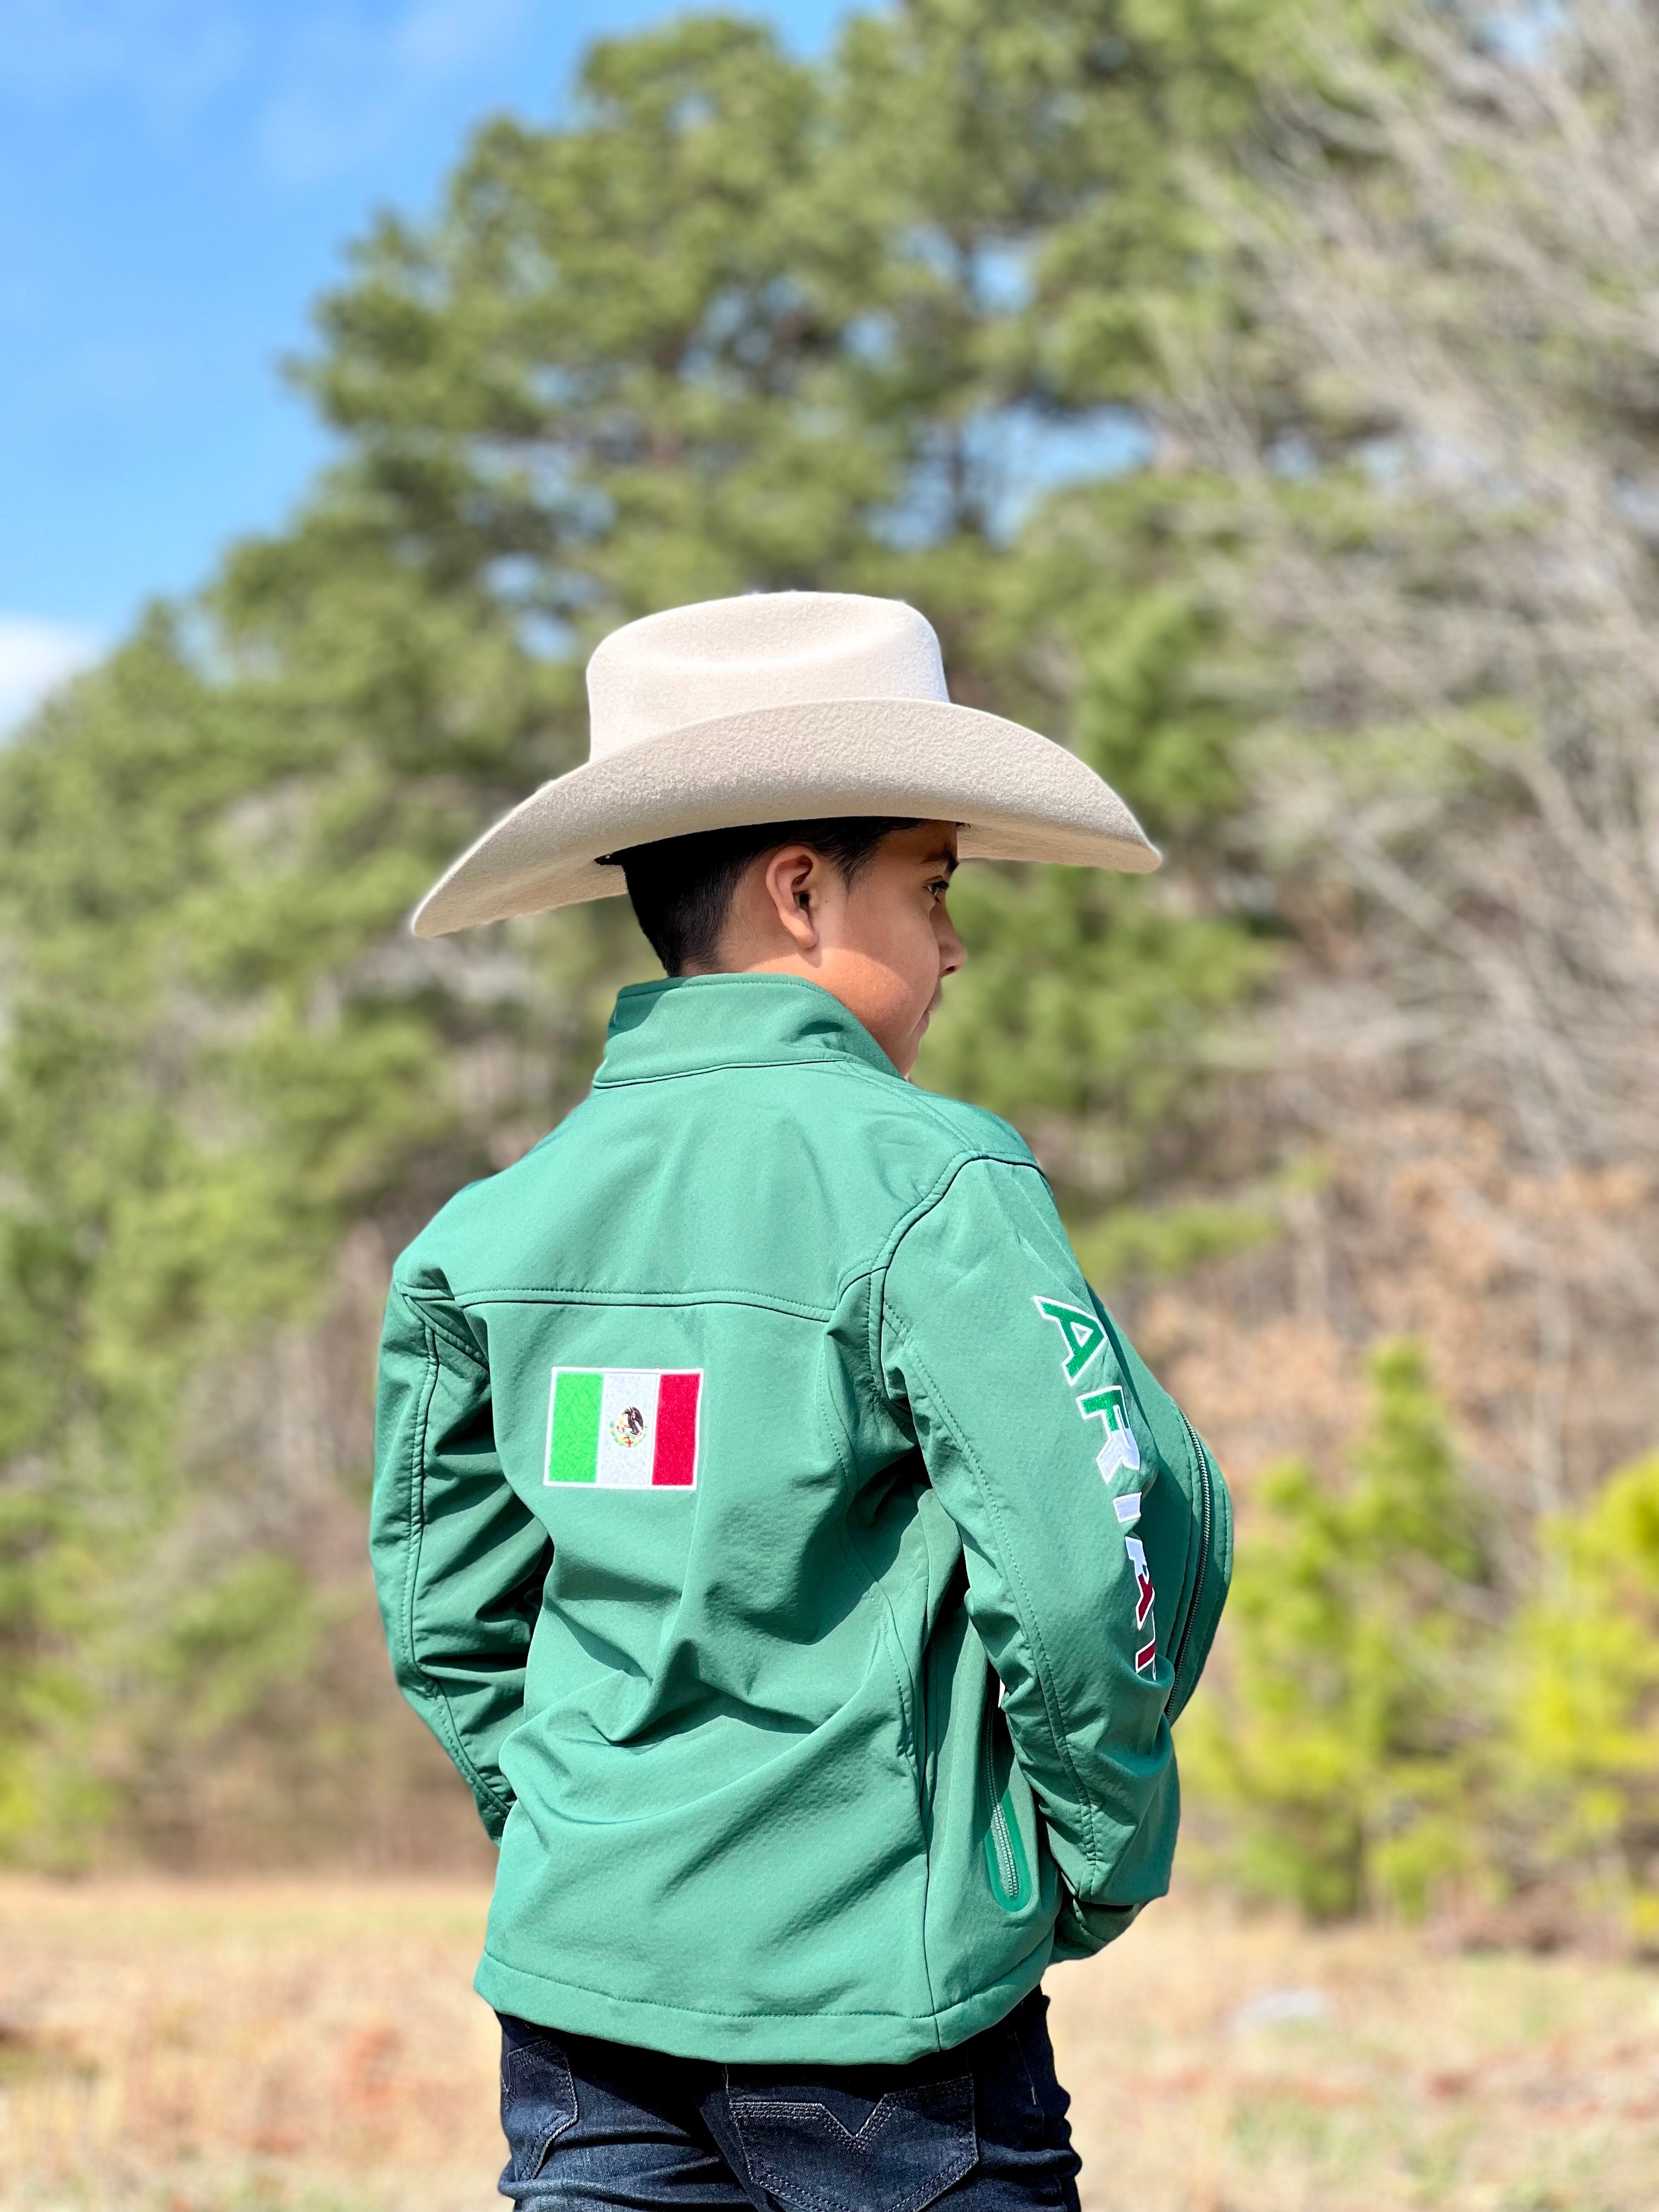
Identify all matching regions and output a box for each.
[545,1368,702,1489]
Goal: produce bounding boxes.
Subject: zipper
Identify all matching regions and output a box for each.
[1169,1404,1214,1692]
[989,1795,1019,1899]
[980,1690,1029,1910]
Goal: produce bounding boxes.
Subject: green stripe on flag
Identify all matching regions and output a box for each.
[548,1370,602,1484]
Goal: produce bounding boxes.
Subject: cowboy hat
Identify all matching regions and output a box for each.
[411,591,1158,936]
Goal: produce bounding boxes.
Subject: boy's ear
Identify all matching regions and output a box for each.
[762,845,823,952]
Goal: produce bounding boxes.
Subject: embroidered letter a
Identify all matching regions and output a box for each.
[1033,1296,1106,1383]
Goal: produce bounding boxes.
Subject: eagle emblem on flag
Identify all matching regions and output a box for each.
[610,1405,647,1449]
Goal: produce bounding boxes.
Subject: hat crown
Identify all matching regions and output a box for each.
[586,591,949,760]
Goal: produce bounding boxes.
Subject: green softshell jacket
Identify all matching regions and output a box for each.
[371,974,1231,2064]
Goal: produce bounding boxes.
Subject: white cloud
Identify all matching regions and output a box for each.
[0,616,104,736]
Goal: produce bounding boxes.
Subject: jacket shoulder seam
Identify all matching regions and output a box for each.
[392,1282,489,1368]
[862,1150,1042,1401]
[874,1151,1048,1280]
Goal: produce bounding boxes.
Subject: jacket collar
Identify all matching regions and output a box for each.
[593,974,902,1087]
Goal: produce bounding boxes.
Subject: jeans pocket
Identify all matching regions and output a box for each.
[499,2025,579,2183]
[730,2074,976,2212]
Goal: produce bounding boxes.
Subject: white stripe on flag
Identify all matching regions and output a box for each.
[596,1370,662,1487]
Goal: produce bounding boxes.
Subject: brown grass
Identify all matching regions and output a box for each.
[1,1877,1657,2210]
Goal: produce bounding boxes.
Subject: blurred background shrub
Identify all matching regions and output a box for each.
[1188,1342,1497,1923]
[1,0,1656,1938]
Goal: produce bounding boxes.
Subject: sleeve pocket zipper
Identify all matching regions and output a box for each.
[980,1692,1031,1911]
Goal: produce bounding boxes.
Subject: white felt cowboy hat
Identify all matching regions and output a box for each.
[412,591,1158,935]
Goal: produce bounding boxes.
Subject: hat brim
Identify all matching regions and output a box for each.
[411,696,1159,938]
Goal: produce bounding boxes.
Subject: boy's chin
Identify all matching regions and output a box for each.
[893,1007,936,1075]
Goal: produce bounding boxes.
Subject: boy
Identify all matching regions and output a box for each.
[372,591,1231,2209]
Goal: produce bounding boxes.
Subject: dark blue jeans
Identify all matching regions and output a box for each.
[496,1989,1081,2210]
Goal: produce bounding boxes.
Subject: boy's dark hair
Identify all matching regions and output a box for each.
[608,817,921,976]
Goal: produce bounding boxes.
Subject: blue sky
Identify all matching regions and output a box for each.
[0,1,854,728]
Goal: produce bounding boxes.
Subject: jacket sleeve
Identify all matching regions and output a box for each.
[370,1276,551,1842]
[880,1155,1232,1957]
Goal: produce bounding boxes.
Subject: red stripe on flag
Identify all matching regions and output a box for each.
[652,1371,701,1487]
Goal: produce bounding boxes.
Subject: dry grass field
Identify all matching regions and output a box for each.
[1,1877,1657,2211]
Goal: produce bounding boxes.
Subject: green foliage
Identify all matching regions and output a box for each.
[148,1555,326,1746]
[1189,1343,1495,1917]
[0,1486,101,1857]
[1506,1455,1659,1940]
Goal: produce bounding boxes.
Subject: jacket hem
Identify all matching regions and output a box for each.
[472,1944,1052,2064]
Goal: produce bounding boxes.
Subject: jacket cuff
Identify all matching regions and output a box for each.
[1049,1894,1143,1963]
[475,1785,512,1846]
